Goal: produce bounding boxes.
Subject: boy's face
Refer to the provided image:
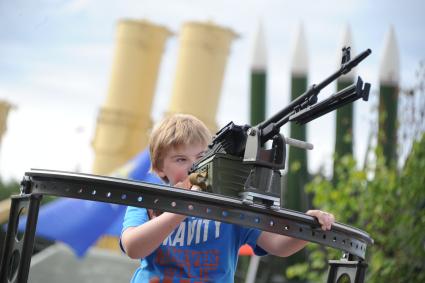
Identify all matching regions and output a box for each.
[156,142,206,186]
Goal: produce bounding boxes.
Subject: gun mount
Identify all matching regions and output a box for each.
[190,47,371,209]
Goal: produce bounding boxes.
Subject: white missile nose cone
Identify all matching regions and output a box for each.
[379,26,400,85]
[252,19,267,71]
[291,23,308,76]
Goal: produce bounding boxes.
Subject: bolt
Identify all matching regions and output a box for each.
[248,128,256,136]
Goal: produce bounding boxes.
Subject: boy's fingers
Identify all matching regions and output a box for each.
[320,212,334,230]
[175,178,192,190]
[175,178,203,191]
[191,185,201,191]
[183,178,192,188]
[306,210,334,231]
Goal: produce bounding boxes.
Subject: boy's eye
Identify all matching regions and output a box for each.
[176,158,187,163]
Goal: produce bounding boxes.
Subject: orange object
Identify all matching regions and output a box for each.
[238,244,254,256]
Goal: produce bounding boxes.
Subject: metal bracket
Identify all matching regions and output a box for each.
[327,253,368,283]
[0,194,42,283]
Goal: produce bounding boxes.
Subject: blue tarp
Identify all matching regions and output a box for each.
[16,149,162,257]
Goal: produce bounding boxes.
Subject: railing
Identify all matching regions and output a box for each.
[0,169,373,283]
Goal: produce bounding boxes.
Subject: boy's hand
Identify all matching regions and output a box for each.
[174,177,202,191]
[306,210,335,231]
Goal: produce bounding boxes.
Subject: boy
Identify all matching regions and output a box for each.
[121,114,334,283]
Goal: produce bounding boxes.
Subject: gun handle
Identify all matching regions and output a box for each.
[285,137,314,150]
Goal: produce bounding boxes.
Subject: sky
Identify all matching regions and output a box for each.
[0,0,424,181]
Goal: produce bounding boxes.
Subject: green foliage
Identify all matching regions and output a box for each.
[0,178,20,201]
[287,135,425,282]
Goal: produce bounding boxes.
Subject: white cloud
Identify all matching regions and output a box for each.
[63,0,91,13]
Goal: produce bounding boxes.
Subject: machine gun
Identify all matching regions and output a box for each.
[190,47,371,209]
[0,47,374,283]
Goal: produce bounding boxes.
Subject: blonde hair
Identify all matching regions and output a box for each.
[149,114,212,175]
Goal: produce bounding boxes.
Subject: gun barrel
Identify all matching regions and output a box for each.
[289,76,370,124]
[314,49,372,92]
[342,48,371,74]
[256,49,372,135]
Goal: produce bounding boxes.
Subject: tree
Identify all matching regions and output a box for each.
[286,134,425,282]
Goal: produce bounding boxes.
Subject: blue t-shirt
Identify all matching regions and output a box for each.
[122,206,266,283]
